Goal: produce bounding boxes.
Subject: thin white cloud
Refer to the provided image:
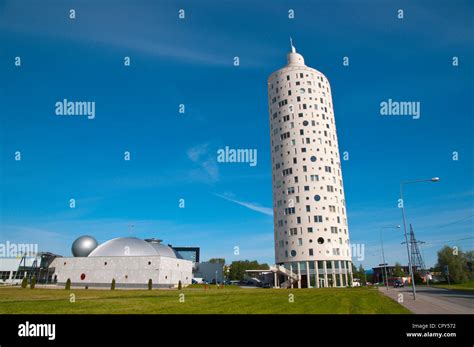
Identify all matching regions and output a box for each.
[215,193,273,216]
[187,143,219,183]
[187,143,210,162]
[0,2,268,67]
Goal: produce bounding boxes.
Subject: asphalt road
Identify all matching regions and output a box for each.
[379,285,474,314]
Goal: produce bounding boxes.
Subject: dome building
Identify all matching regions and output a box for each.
[267,42,352,288]
[50,236,192,289]
[88,237,181,258]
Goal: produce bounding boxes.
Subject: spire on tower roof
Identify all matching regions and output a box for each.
[286,38,304,66]
[290,37,296,53]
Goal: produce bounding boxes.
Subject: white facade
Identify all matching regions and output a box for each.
[267,45,352,288]
[50,255,193,288]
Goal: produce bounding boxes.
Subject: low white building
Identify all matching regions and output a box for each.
[0,257,34,285]
[51,237,193,289]
[0,253,58,285]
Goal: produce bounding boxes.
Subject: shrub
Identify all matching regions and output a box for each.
[111,278,116,290]
[30,276,36,289]
[65,278,71,290]
[178,280,182,290]
[21,277,27,289]
[148,279,152,290]
[414,272,424,285]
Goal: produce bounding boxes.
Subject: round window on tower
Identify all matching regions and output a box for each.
[303,120,309,126]
[290,250,297,257]
[299,88,306,94]
[317,237,324,244]
[314,195,321,201]
[310,156,317,162]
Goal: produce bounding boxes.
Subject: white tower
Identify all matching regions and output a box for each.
[267,41,352,288]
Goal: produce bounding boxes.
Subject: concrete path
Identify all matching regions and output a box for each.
[378,286,474,314]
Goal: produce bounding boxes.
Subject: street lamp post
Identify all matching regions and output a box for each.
[380,225,401,291]
[400,177,439,301]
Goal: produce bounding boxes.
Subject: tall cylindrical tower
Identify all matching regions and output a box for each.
[267,43,352,288]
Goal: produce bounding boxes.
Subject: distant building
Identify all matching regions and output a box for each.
[193,262,223,283]
[172,247,200,263]
[372,265,418,284]
[168,246,226,283]
[169,246,225,283]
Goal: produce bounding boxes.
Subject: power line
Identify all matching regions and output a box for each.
[423,236,474,245]
[365,217,473,249]
[421,214,474,230]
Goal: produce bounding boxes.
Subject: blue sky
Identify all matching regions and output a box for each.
[1,0,473,269]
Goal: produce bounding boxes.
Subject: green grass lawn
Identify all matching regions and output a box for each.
[0,286,410,314]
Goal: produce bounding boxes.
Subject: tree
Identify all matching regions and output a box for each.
[208,258,225,265]
[65,278,71,290]
[357,264,367,285]
[347,271,353,286]
[351,264,360,283]
[178,280,182,290]
[30,276,36,289]
[111,278,116,290]
[435,246,470,284]
[465,250,474,279]
[413,272,423,285]
[21,277,27,289]
[393,262,404,277]
[228,260,269,281]
[366,273,374,284]
[148,279,152,290]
